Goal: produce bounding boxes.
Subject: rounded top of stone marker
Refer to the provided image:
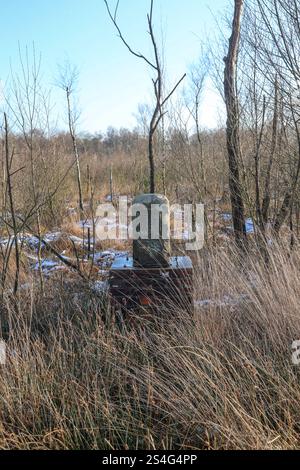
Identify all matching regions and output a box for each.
[132,193,169,205]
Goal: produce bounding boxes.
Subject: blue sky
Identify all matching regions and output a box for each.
[0,0,229,133]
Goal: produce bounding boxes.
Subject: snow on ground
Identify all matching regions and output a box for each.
[0,237,10,247]
[21,232,63,249]
[78,219,94,229]
[69,234,96,248]
[77,217,128,236]
[33,259,66,276]
[43,232,62,243]
[0,232,62,249]
[222,213,233,222]
[91,250,129,269]
[0,226,128,279]
[90,280,109,294]
[0,206,255,285]
[221,213,254,234]
[245,218,254,234]
[195,293,249,309]
[76,211,255,243]
[29,249,129,277]
[93,250,128,261]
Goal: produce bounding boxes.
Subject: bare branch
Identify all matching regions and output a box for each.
[161,74,187,108]
[104,0,157,70]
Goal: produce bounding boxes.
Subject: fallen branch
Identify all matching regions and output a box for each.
[16,217,88,281]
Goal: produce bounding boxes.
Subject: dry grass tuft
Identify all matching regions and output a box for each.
[1,243,300,449]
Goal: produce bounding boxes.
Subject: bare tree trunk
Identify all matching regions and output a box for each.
[274,99,300,234]
[290,203,295,249]
[160,112,167,196]
[105,0,185,195]
[254,96,266,230]
[194,86,207,197]
[149,127,156,193]
[261,79,278,227]
[224,0,246,246]
[66,86,84,212]
[4,114,20,295]
[109,164,113,204]
[1,139,6,216]
[86,164,91,197]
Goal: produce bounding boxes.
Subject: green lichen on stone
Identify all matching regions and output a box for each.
[132,193,171,268]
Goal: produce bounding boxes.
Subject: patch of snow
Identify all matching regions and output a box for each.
[44,232,62,243]
[245,218,254,234]
[33,258,66,275]
[0,237,10,247]
[60,253,74,263]
[221,213,254,234]
[24,252,39,262]
[0,232,63,250]
[33,259,58,270]
[69,235,95,248]
[182,224,203,241]
[69,235,83,244]
[222,213,232,222]
[20,234,40,249]
[92,250,129,269]
[93,250,128,262]
[195,293,249,308]
[90,280,109,294]
[0,234,39,249]
[77,217,129,237]
[98,269,109,276]
[78,219,93,229]
[97,217,128,232]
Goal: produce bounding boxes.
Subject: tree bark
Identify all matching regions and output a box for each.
[67,86,84,212]
[261,77,278,226]
[4,113,20,295]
